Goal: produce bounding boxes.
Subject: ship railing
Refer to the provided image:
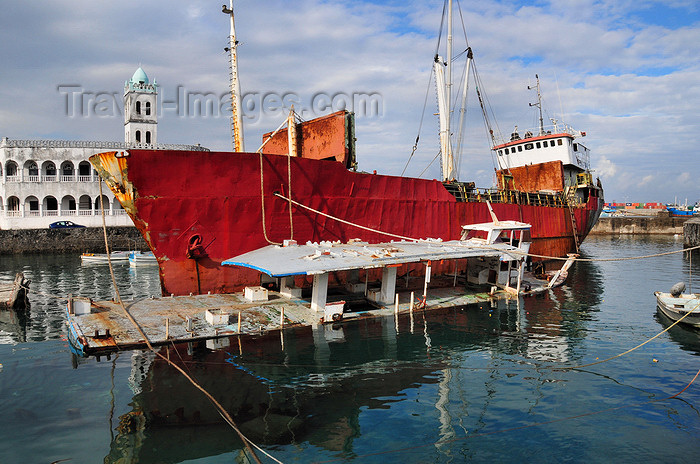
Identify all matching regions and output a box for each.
[443,181,587,208]
[463,187,571,208]
[495,122,583,145]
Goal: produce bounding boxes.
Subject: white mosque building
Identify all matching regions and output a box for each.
[0,68,208,230]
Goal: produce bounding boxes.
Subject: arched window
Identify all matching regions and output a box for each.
[78,195,92,215]
[61,195,76,215]
[44,196,58,216]
[94,195,110,211]
[45,162,56,176]
[145,101,151,116]
[26,161,39,182]
[43,161,57,181]
[78,161,91,176]
[7,196,20,214]
[61,161,74,180]
[136,101,141,115]
[26,196,39,216]
[6,161,18,177]
[146,131,151,144]
[136,130,141,143]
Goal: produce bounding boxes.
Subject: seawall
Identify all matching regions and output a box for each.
[589,215,691,236]
[684,218,700,248]
[0,227,148,254]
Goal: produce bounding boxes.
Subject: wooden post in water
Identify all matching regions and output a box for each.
[422,262,431,304]
[0,272,29,310]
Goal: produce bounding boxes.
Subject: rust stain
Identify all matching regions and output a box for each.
[90,151,154,246]
[497,160,565,192]
[261,110,354,168]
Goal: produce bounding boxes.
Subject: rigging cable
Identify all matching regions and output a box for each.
[402,0,447,178]
[401,67,435,177]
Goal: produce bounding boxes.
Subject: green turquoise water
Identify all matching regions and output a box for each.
[0,235,698,463]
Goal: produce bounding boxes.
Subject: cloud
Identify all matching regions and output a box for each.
[595,155,618,179]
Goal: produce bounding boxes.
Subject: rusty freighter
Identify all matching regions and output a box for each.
[90,1,603,297]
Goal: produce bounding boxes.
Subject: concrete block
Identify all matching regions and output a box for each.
[280,287,302,299]
[73,297,92,315]
[244,286,268,302]
[205,309,230,325]
[206,337,230,350]
[345,282,367,293]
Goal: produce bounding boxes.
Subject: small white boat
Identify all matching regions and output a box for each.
[655,283,700,328]
[129,251,158,267]
[80,251,130,264]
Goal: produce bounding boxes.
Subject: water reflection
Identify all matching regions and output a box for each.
[3,239,699,463]
[0,307,29,344]
[654,312,700,356]
[102,287,605,463]
[104,318,448,462]
[0,253,160,343]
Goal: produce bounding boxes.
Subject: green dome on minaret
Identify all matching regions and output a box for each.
[125,67,157,93]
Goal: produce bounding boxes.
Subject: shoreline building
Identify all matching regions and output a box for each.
[0,68,208,230]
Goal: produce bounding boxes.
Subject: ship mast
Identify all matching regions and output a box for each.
[436,0,456,182]
[528,74,545,136]
[222,1,245,152]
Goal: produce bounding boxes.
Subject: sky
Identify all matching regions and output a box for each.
[0,0,698,204]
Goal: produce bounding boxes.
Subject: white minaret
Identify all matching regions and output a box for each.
[124,67,158,146]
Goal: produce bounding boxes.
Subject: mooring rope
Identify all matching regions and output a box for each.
[560,298,700,370]
[273,192,424,242]
[97,180,274,464]
[256,115,298,247]
[273,191,700,262]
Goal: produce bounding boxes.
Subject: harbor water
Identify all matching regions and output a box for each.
[0,235,699,463]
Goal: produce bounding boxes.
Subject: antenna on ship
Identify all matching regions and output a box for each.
[222,1,245,152]
[528,74,545,136]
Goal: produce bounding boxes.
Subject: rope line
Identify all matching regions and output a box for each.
[259,151,281,246]
[273,192,427,243]
[258,113,297,246]
[273,191,700,262]
[560,298,700,370]
[97,180,273,464]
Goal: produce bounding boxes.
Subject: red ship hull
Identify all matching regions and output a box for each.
[92,149,603,296]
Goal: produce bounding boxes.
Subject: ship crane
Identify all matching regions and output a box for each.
[222,1,245,152]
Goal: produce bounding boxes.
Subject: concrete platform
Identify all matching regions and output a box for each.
[65,275,544,356]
